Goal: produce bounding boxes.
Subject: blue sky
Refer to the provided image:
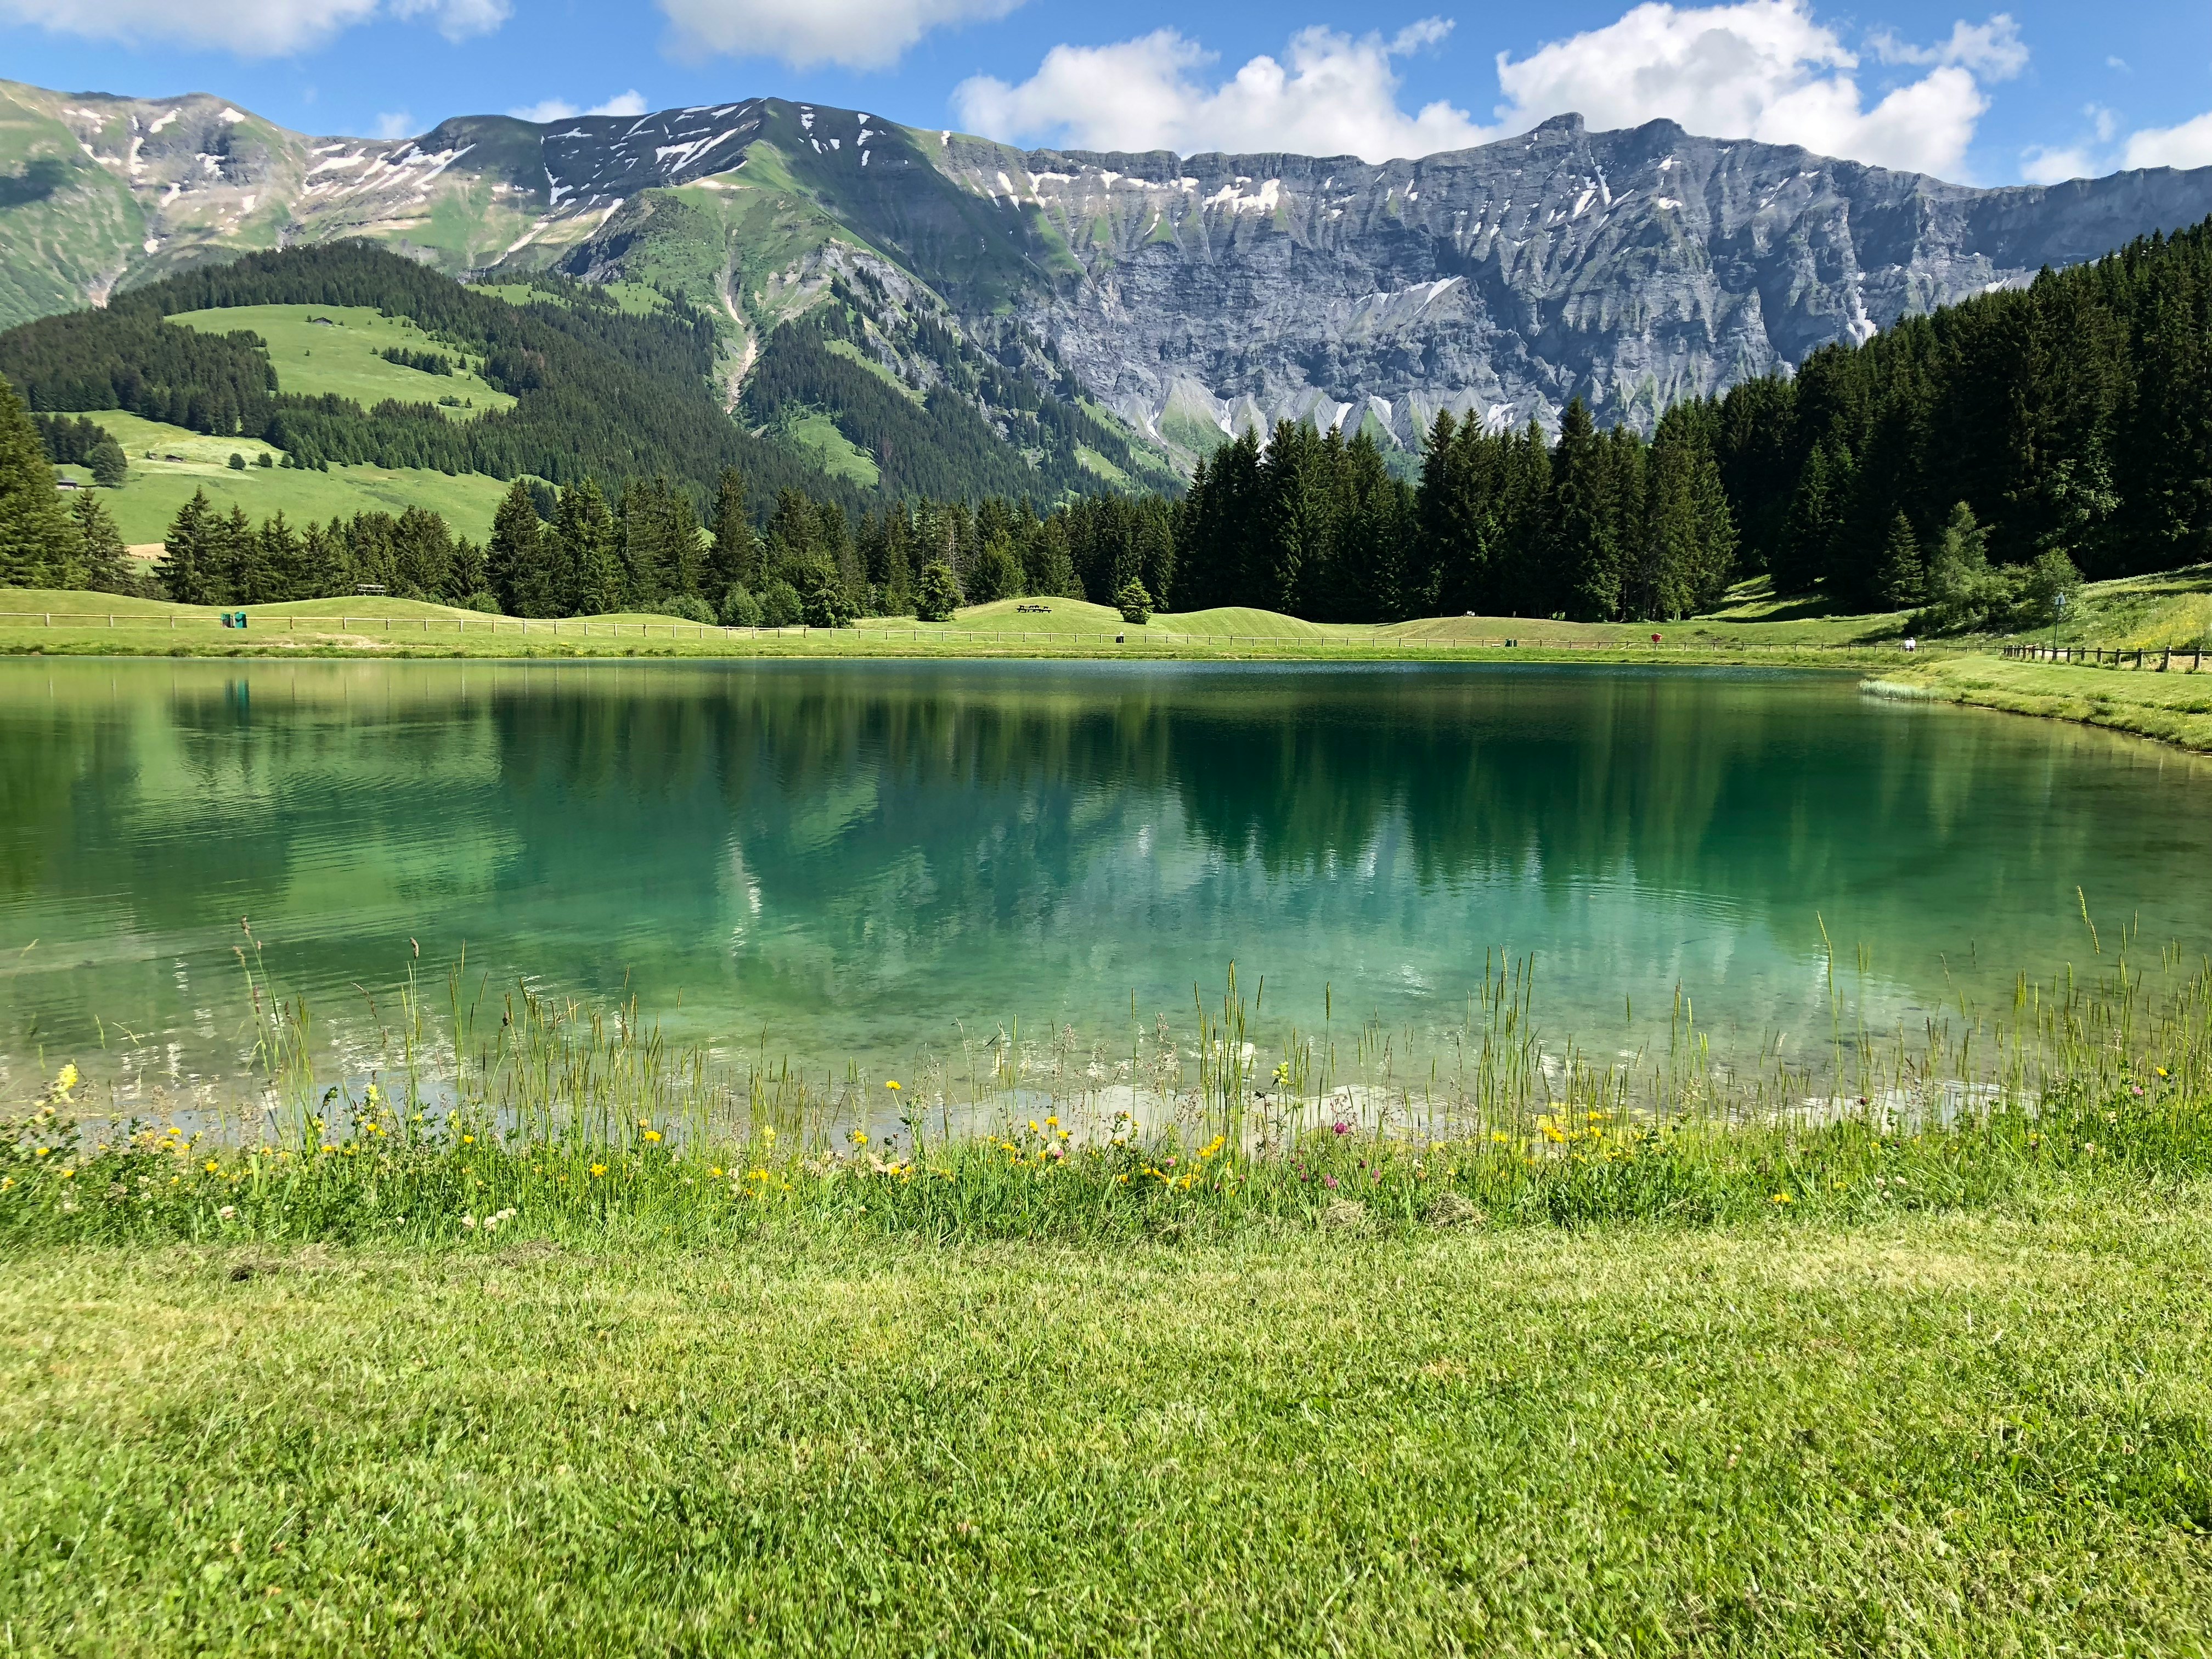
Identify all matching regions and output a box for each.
[2,0,2208,184]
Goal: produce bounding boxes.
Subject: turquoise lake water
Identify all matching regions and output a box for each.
[2,657,2207,1094]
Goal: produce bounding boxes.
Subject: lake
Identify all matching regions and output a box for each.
[3,657,2207,1097]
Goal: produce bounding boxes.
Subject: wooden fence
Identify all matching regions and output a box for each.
[2001,642,2207,672]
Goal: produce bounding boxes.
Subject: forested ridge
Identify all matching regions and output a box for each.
[3,219,2209,631]
[0,244,866,516]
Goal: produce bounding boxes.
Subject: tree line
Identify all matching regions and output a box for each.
[10,216,2212,627]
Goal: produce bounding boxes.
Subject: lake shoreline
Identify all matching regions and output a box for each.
[1875,654,2212,754]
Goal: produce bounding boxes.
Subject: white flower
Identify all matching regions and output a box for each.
[217,1204,237,1221]
[461,1214,477,1229]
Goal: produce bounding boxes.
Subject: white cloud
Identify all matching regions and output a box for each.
[1489,1,2015,178]
[0,0,501,54]
[510,91,651,123]
[953,20,1487,162]
[1868,14,2025,78]
[2123,111,2212,171]
[2019,144,2094,185]
[960,3,2025,176]
[388,0,505,40]
[658,0,1022,71]
[372,109,415,139]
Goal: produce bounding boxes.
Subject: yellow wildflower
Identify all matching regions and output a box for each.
[461,1135,475,1146]
[642,1130,662,1144]
[885,1080,901,1091]
[33,1147,49,1159]
[590,1163,607,1177]
[203,1159,220,1173]
[1770,1193,1793,1205]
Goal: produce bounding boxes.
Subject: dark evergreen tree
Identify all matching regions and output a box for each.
[156,490,217,603]
[1550,400,1620,620]
[0,370,77,588]
[69,489,132,594]
[1876,512,1926,609]
[554,479,619,616]
[88,436,128,487]
[708,467,760,595]
[915,558,961,622]
[487,478,547,615]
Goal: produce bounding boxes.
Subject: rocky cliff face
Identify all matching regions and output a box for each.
[936,114,2212,453]
[6,78,2211,469]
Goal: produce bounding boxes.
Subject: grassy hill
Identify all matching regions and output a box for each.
[50,411,514,543]
[165,304,517,419]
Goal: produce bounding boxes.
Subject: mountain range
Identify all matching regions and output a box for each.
[5,75,2212,486]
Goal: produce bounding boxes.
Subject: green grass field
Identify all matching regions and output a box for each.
[4,1189,2208,1656]
[49,410,515,544]
[164,304,517,418]
[4,930,2210,1655]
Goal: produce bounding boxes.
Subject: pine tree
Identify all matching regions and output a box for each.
[213,504,261,603]
[915,558,961,622]
[1876,512,1926,609]
[156,490,217,604]
[448,538,489,606]
[1115,578,1153,624]
[69,490,132,595]
[708,467,759,594]
[966,535,1023,604]
[487,478,546,616]
[802,567,855,628]
[0,370,79,588]
[554,479,619,616]
[1550,400,1620,620]
[393,506,453,601]
[258,512,308,602]
[88,436,128,488]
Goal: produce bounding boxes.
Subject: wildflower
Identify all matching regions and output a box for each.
[1332,1121,1351,1136]
[53,1063,78,1100]
[885,1080,901,1091]
[59,1167,75,1180]
[0,1177,12,1191]
[217,1205,236,1221]
[710,1166,724,1178]
[461,1135,475,1146]
[33,1147,49,1159]
[590,1164,607,1178]
[1324,1175,1339,1189]
[642,1130,662,1144]
[762,1126,776,1144]
[1770,1193,1794,1205]
[2155,1066,2169,1079]
[462,1215,478,1229]
[1045,1116,1058,1128]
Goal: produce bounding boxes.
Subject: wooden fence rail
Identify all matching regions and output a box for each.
[2001,642,2206,672]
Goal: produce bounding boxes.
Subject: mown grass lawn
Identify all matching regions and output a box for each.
[5,1183,2209,1656]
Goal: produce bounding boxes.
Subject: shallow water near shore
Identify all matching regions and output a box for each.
[3,656,2209,1098]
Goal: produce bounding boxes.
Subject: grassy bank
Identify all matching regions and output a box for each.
[5,1189,2210,1656]
[5,950,2211,1651]
[0,588,1916,666]
[1870,653,2212,753]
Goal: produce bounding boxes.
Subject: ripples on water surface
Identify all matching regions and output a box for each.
[3,658,2208,1091]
